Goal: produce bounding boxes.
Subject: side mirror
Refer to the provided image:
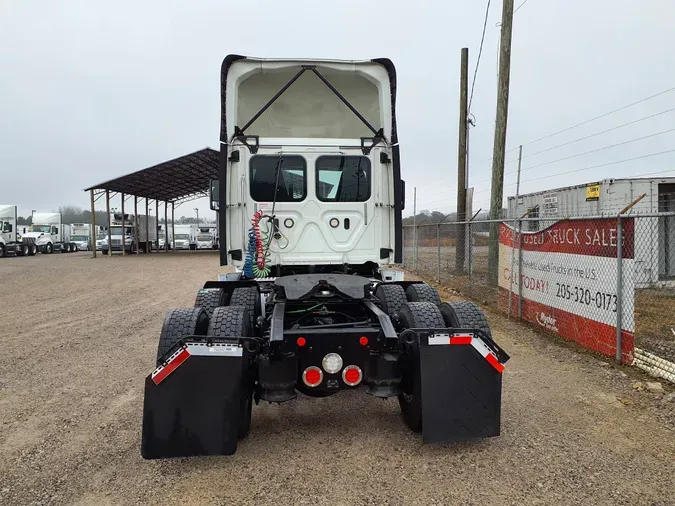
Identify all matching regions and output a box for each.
[400,180,406,211]
[209,179,219,211]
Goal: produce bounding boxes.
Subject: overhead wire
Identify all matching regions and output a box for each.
[468,0,492,113]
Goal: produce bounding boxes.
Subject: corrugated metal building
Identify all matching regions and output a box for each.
[506,177,675,286]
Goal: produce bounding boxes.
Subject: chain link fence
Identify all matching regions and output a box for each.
[403,203,675,381]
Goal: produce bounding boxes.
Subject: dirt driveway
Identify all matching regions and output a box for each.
[0,252,674,506]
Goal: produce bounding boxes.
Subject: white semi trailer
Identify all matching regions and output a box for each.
[22,212,77,253]
[0,205,37,257]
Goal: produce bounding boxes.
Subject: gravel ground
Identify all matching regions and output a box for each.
[0,252,674,506]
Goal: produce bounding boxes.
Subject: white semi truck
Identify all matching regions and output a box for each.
[70,223,92,251]
[196,226,217,249]
[173,224,197,250]
[22,212,77,253]
[0,205,37,257]
[100,213,158,254]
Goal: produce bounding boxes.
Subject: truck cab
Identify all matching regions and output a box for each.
[217,57,404,278]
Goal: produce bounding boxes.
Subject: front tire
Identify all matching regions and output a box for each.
[397,302,445,432]
[45,243,53,254]
[21,244,30,256]
[0,244,5,258]
[156,308,209,366]
[30,245,37,256]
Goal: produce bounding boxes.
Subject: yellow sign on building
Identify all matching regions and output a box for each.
[586,183,600,201]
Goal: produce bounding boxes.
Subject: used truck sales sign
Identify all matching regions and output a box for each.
[498,218,635,363]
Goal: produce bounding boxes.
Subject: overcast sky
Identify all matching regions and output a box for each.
[2,0,674,219]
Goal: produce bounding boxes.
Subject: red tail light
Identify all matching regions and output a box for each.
[297,337,307,347]
[359,336,369,346]
[302,366,323,387]
[342,365,362,386]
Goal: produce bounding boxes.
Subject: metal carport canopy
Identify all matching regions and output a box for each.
[84,147,218,205]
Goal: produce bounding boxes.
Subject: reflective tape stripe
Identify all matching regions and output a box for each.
[449,335,473,345]
[428,332,504,374]
[151,342,244,385]
[186,343,243,357]
[429,333,451,345]
[152,348,190,385]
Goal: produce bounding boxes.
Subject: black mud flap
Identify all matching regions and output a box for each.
[141,342,248,459]
[419,330,507,444]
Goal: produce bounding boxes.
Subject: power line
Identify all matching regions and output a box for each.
[511,126,675,174]
[523,85,675,147]
[514,148,675,186]
[513,0,530,14]
[515,107,675,162]
[468,0,492,113]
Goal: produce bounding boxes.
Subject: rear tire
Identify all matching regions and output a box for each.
[194,288,227,317]
[374,284,407,320]
[397,302,445,433]
[156,308,209,366]
[229,287,260,331]
[208,306,254,439]
[439,301,493,340]
[102,250,108,256]
[405,283,441,305]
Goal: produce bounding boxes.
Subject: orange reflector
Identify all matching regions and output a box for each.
[297,337,307,347]
[359,336,369,346]
[342,365,362,386]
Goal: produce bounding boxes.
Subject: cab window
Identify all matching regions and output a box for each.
[250,155,306,202]
[316,156,371,202]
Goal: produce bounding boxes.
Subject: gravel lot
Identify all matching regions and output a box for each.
[1,252,674,506]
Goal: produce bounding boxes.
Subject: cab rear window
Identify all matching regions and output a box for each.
[250,155,306,202]
[316,156,371,202]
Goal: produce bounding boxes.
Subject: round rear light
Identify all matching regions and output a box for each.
[302,366,323,387]
[322,353,343,374]
[359,336,369,346]
[342,365,362,386]
[297,337,307,347]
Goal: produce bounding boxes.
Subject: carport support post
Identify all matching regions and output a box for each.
[156,199,160,252]
[145,199,150,253]
[90,190,96,259]
[171,203,175,251]
[134,196,139,254]
[615,216,624,363]
[106,190,112,257]
[121,193,126,256]
[518,220,523,319]
[164,201,168,252]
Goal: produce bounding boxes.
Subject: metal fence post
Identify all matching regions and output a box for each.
[518,219,523,319]
[437,224,441,283]
[616,216,624,363]
[507,218,517,318]
[415,225,419,272]
[467,221,472,296]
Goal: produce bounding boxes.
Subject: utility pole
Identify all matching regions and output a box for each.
[487,0,515,285]
[456,47,469,273]
[413,187,417,271]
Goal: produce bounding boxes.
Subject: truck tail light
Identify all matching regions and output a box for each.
[302,366,323,387]
[342,365,362,386]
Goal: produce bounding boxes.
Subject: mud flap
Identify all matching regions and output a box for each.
[141,342,248,459]
[419,331,507,444]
